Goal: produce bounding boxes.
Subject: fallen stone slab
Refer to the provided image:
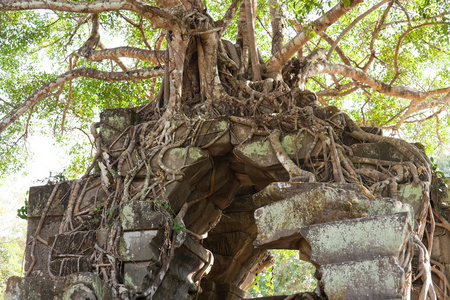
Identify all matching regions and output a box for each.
[254,185,413,249]
[321,256,405,300]
[299,212,412,265]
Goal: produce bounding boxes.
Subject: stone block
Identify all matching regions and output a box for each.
[119,230,160,262]
[48,230,96,255]
[396,183,424,217]
[50,257,91,277]
[196,119,232,156]
[351,141,407,162]
[233,132,318,170]
[120,201,164,231]
[4,276,62,300]
[25,216,62,277]
[299,212,412,265]
[253,182,371,207]
[254,185,412,249]
[321,257,405,299]
[99,108,138,152]
[124,261,152,293]
[28,182,71,218]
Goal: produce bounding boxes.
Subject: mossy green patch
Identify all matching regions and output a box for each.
[281,133,304,156]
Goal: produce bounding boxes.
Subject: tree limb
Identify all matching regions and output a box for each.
[309,61,450,100]
[84,46,166,64]
[269,0,283,54]
[0,0,180,30]
[0,67,164,134]
[217,0,241,37]
[265,0,363,77]
[245,0,261,81]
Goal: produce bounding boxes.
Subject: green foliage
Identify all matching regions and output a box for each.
[172,220,186,234]
[17,200,28,221]
[0,237,25,297]
[248,250,316,297]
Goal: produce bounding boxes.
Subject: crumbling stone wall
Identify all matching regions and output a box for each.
[5,106,450,300]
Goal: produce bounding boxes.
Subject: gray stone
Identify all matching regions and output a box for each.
[254,185,412,249]
[233,132,318,170]
[99,108,138,154]
[28,182,71,218]
[120,201,164,231]
[63,273,113,300]
[4,276,61,300]
[300,212,412,265]
[321,257,405,299]
[119,230,160,262]
[124,261,152,293]
[396,183,424,217]
[25,216,62,277]
[351,141,407,162]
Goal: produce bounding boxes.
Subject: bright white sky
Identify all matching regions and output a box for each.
[0,134,69,239]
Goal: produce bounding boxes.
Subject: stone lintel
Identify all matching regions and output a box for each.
[300,212,412,265]
[321,256,405,300]
[253,185,412,249]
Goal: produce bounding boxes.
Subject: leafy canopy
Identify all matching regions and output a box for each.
[0,0,450,177]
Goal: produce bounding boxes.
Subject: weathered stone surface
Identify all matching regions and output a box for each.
[430,226,450,263]
[396,183,424,217]
[4,276,61,300]
[50,257,91,277]
[63,273,113,300]
[254,185,412,249]
[204,232,252,257]
[124,261,151,293]
[351,141,407,162]
[196,119,232,156]
[120,201,164,231]
[28,182,71,218]
[185,197,222,235]
[233,132,318,170]
[100,108,138,153]
[321,257,405,299]
[119,230,160,262]
[25,216,62,277]
[123,236,211,297]
[48,230,97,255]
[174,119,232,157]
[253,182,372,207]
[300,212,412,265]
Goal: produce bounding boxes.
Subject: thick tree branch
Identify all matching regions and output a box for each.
[309,61,450,100]
[84,46,166,64]
[245,0,261,81]
[0,67,164,134]
[265,0,363,77]
[217,0,241,36]
[0,0,180,30]
[269,0,283,55]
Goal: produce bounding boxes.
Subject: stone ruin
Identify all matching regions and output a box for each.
[4,105,450,299]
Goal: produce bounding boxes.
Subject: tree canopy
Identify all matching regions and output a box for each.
[1,0,450,176]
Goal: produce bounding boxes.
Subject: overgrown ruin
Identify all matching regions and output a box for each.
[5,102,450,299]
[1,2,450,298]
